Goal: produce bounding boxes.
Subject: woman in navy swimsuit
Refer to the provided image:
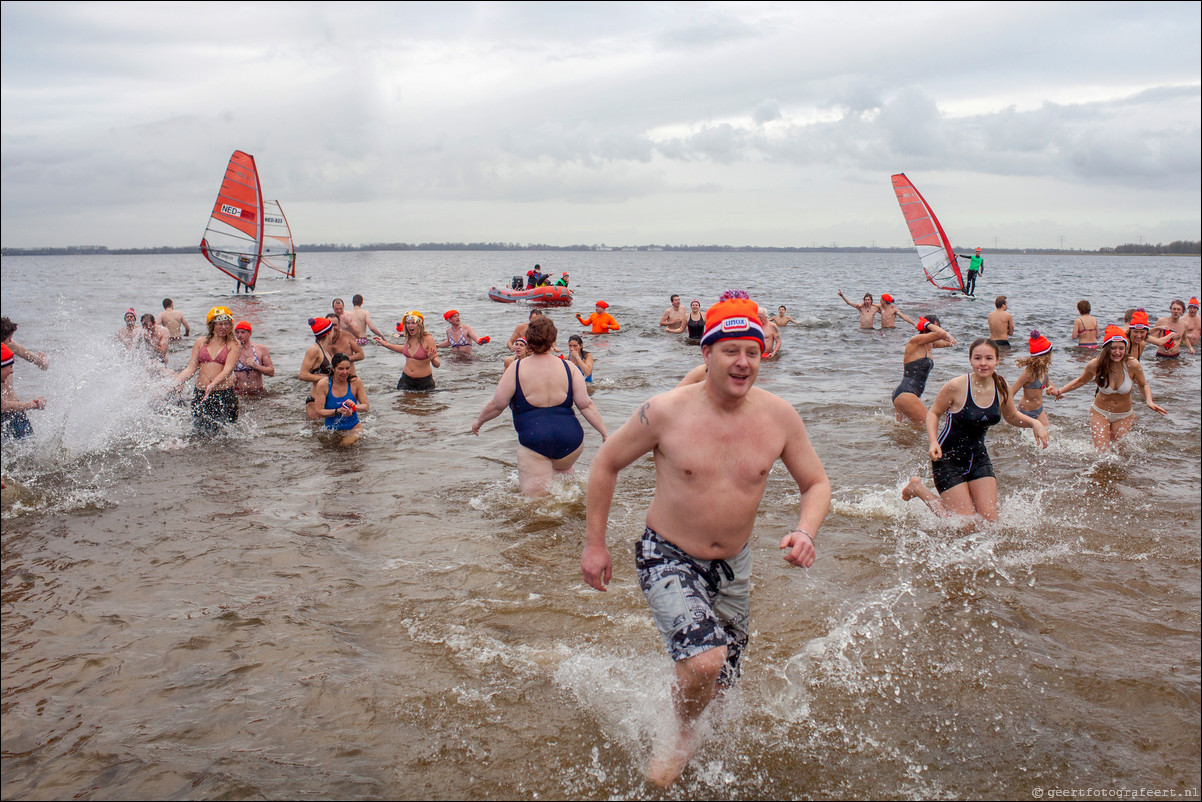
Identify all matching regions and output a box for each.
[472,316,608,495]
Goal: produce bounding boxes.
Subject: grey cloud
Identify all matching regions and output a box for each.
[753,99,781,125]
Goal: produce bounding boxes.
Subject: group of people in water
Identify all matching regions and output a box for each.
[4,280,1199,790]
[879,293,1198,524]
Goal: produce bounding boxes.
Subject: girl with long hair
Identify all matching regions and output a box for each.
[1054,325,1167,450]
[1012,330,1059,434]
[902,338,1048,526]
[375,311,440,391]
[175,306,242,435]
[313,353,369,446]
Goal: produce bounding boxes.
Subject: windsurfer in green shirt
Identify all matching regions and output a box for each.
[957,247,983,296]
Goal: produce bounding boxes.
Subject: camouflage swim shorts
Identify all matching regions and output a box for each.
[635,526,751,686]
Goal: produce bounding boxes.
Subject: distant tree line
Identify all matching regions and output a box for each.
[1101,240,1200,255]
[3,240,1199,257]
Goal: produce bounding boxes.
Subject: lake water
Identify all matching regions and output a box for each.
[2,250,1200,800]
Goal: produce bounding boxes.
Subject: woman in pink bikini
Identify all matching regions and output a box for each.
[175,306,242,434]
[375,311,440,391]
[1054,325,1166,451]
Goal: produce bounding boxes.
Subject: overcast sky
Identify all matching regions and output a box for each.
[2,1,1199,250]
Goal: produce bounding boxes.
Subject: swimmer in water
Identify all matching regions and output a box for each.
[1053,325,1167,451]
[1012,331,1059,436]
[892,315,956,426]
[837,290,880,329]
[659,295,688,334]
[877,294,916,329]
[232,321,275,396]
[987,296,1014,347]
[437,310,486,357]
[770,305,797,328]
[313,353,369,446]
[902,338,1048,528]
[504,337,528,370]
[157,299,190,341]
[174,307,241,436]
[577,301,621,335]
[375,311,440,391]
[300,317,338,420]
[1,343,46,440]
[567,334,593,383]
[1151,299,1195,358]
[1071,300,1100,348]
[684,300,706,342]
[472,316,607,495]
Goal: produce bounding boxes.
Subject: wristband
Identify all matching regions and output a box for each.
[790,528,814,542]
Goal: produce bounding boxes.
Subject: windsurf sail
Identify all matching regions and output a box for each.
[890,173,965,292]
[200,150,264,289]
[260,200,296,278]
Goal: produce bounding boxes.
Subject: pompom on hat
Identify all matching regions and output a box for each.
[1028,330,1052,356]
[1128,309,1150,330]
[1102,324,1129,348]
[207,306,234,324]
[700,296,765,352]
[1,343,13,368]
[309,317,334,338]
[235,321,253,332]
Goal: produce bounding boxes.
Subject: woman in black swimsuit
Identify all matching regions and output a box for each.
[902,339,1048,527]
[685,300,705,342]
[892,315,956,426]
[300,317,338,420]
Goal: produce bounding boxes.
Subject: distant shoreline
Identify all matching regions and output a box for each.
[3,242,1199,257]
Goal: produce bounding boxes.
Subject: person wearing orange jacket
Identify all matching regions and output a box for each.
[576,301,621,334]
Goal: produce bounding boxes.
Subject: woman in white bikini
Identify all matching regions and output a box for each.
[1054,325,1166,451]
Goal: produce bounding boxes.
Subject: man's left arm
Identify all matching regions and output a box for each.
[777,404,832,567]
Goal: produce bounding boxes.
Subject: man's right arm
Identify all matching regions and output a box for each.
[582,395,668,590]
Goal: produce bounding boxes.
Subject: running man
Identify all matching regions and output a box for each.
[581,293,831,788]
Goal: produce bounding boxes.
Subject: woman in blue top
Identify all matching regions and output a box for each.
[472,316,608,495]
[567,335,594,384]
[314,353,369,446]
[902,338,1048,527]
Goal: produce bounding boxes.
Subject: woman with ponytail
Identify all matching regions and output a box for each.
[903,338,1048,526]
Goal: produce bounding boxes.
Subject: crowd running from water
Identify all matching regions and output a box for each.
[2,278,1198,787]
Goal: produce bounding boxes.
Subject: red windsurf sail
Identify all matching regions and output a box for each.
[891,173,964,292]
